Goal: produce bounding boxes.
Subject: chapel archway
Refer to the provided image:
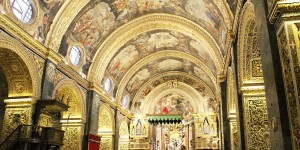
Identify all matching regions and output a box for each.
[98,104,115,150]
[0,36,41,142]
[237,2,271,149]
[52,79,86,150]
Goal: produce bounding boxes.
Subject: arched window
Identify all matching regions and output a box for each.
[10,0,33,23]
[69,46,82,66]
[123,95,129,109]
[104,78,112,92]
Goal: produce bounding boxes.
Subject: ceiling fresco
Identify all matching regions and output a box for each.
[154,93,194,118]
[105,30,217,84]
[0,0,65,43]
[129,72,216,112]
[59,0,228,74]
[124,57,214,94]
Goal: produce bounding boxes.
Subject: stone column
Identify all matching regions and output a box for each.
[252,0,293,149]
[220,80,231,150]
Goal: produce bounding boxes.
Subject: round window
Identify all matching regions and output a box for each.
[10,0,34,23]
[69,46,82,66]
[104,78,112,92]
[123,96,129,109]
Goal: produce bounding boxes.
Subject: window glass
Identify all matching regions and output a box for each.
[10,0,33,23]
[69,46,82,66]
[104,78,112,92]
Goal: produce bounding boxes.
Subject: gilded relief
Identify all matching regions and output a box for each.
[277,25,300,149]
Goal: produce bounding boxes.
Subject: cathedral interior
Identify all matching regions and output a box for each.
[0,0,299,150]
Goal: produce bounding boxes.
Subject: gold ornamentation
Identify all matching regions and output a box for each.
[277,25,300,149]
[116,50,217,103]
[61,126,81,150]
[243,97,271,150]
[88,14,224,83]
[0,35,41,98]
[238,3,271,149]
[0,106,33,142]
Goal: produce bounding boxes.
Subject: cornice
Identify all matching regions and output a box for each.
[57,62,89,89]
[268,1,300,24]
[0,14,63,64]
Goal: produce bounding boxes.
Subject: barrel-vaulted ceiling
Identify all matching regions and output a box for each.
[1,0,235,114]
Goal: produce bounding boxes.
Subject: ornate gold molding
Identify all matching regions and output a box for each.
[141,82,209,114]
[0,14,62,64]
[268,1,300,24]
[52,79,87,121]
[0,35,41,98]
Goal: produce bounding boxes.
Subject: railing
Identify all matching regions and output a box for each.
[0,125,32,150]
[0,125,65,150]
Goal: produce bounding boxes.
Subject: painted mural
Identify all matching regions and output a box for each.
[126,57,204,94]
[32,0,65,43]
[61,0,226,75]
[154,93,194,118]
[130,74,216,114]
[104,30,217,93]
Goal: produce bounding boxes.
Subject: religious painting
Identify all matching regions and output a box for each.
[193,66,214,89]
[72,2,116,53]
[154,93,194,118]
[104,30,217,91]
[62,0,227,75]
[126,58,195,93]
[33,0,66,42]
[108,45,139,75]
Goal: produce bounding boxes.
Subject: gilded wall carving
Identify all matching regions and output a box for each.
[0,107,33,142]
[38,114,53,127]
[277,26,300,149]
[61,126,81,150]
[230,122,239,150]
[101,138,113,150]
[243,97,271,150]
[98,104,114,150]
[98,105,113,132]
[0,36,41,98]
[238,3,271,149]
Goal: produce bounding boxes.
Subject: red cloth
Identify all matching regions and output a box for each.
[88,134,101,150]
[162,107,169,114]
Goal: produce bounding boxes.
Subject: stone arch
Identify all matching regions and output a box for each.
[236,2,270,149]
[52,79,86,150]
[237,2,264,88]
[142,82,212,115]
[0,36,41,98]
[98,103,115,150]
